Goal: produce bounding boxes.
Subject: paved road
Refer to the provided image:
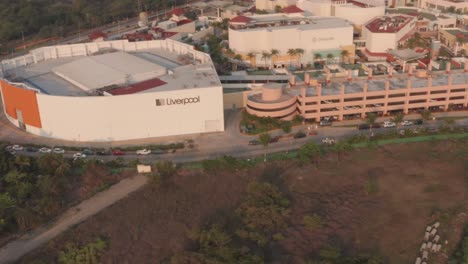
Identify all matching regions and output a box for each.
[0,174,147,264]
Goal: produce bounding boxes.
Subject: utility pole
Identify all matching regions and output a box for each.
[21,30,25,50]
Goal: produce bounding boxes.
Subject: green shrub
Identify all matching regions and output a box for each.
[303,214,323,231]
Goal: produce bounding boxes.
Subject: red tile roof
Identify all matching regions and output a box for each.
[108,78,167,95]
[230,15,253,23]
[170,7,185,16]
[162,32,178,38]
[176,19,193,26]
[123,33,154,41]
[366,16,412,33]
[282,5,304,13]
[88,31,107,40]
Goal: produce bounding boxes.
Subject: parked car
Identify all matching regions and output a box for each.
[294,131,307,139]
[319,120,332,126]
[383,121,396,128]
[25,147,38,152]
[112,149,125,156]
[38,147,52,153]
[322,137,336,145]
[73,153,87,159]
[248,140,260,146]
[415,119,423,125]
[12,145,24,151]
[136,149,151,155]
[401,120,413,126]
[53,148,65,154]
[358,124,370,130]
[269,136,280,143]
[82,149,94,156]
[4,145,12,151]
[96,150,111,156]
[152,149,166,155]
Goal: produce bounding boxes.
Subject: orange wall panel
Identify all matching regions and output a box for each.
[0,80,42,128]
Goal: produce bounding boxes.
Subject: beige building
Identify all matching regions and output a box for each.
[438,28,468,55]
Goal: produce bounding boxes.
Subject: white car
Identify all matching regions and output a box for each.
[136,149,152,155]
[53,148,65,154]
[401,120,413,126]
[383,121,396,128]
[73,152,87,159]
[11,145,24,151]
[321,137,336,145]
[38,147,52,153]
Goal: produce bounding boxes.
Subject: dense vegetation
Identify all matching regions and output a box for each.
[0,145,124,238]
[449,224,468,264]
[0,0,185,51]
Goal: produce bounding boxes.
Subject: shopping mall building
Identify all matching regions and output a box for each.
[0,39,224,142]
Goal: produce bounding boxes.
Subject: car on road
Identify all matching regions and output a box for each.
[12,145,24,151]
[73,153,87,159]
[152,149,166,155]
[248,140,260,146]
[112,149,125,156]
[38,147,52,153]
[383,121,396,128]
[401,120,413,126]
[319,120,332,126]
[136,149,151,155]
[25,147,38,152]
[82,149,94,156]
[269,136,280,143]
[294,131,307,139]
[358,124,381,130]
[53,148,65,154]
[96,150,111,156]
[322,137,336,145]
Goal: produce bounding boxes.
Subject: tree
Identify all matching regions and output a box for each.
[274,5,282,13]
[0,193,15,232]
[261,51,271,69]
[365,112,377,133]
[280,121,292,133]
[444,118,456,131]
[295,48,305,68]
[258,133,271,147]
[330,141,353,163]
[420,109,432,121]
[246,52,256,68]
[287,49,297,69]
[236,182,289,246]
[270,49,279,68]
[326,53,334,64]
[298,141,322,166]
[58,237,108,264]
[314,53,322,63]
[391,112,405,129]
[340,50,349,64]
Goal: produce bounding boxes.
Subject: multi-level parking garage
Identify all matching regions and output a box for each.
[246,63,468,121]
[0,39,224,141]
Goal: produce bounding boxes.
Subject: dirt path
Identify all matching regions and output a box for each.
[0,174,148,264]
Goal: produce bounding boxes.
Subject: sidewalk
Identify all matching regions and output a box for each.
[332,111,468,127]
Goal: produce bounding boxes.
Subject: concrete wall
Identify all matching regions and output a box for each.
[32,85,224,141]
[334,5,385,26]
[363,30,397,53]
[0,39,212,76]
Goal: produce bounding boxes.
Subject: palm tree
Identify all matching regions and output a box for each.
[340,50,349,64]
[270,49,279,69]
[314,53,322,62]
[366,112,377,133]
[420,109,431,121]
[287,49,297,69]
[326,53,334,64]
[247,52,256,68]
[259,133,271,162]
[261,51,271,69]
[295,48,305,68]
[391,112,405,131]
